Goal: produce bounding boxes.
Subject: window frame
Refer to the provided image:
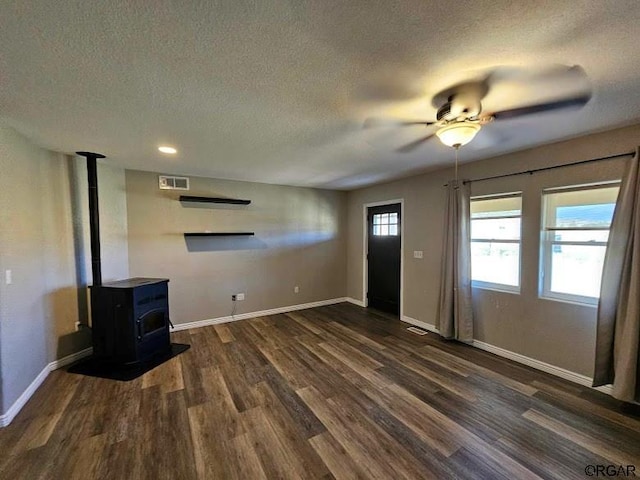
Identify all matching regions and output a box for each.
[539,182,620,306]
[470,192,523,294]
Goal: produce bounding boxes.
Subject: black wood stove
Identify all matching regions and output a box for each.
[91,277,172,364]
[68,152,189,381]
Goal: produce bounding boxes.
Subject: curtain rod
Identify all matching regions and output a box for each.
[444,150,635,186]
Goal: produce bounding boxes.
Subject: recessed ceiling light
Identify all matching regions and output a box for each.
[158,146,177,154]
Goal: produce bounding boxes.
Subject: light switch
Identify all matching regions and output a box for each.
[5,270,12,284]
[413,251,423,259]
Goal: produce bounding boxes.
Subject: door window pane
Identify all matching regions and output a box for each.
[372,212,399,236]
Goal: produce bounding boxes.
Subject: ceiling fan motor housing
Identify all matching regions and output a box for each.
[437,93,482,121]
[436,102,452,121]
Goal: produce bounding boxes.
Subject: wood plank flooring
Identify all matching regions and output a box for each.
[1,302,639,479]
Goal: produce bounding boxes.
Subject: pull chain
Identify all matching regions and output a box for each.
[454,145,460,183]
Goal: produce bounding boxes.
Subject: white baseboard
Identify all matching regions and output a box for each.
[50,347,93,370]
[171,297,349,332]
[0,366,49,427]
[471,340,613,395]
[401,315,613,396]
[346,297,365,307]
[0,347,93,427]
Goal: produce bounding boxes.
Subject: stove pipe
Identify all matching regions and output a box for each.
[76,151,106,287]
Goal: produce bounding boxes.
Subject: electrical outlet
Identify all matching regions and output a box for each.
[5,270,12,285]
[75,321,81,331]
[294,286,299,293]
[236,293,245,301]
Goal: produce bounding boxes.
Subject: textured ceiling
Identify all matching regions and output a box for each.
[2,1,640,189]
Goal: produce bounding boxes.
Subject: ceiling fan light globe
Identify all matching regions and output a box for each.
[436,122,481,148]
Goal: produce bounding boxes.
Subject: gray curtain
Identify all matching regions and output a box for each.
[593,149,640,402]
[437,180,473,342]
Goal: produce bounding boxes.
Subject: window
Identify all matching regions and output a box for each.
[470,193,522,291]
[540,184,619,304]
[372,212,399,236]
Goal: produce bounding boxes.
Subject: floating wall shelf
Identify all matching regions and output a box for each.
[179,195,251,205]
[184,232,255,237]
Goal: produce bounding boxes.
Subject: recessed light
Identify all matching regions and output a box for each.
[158,146,177,154]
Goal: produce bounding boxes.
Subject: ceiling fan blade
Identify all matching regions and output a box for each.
[490,93,591,121]
[396,132,436,153]
[487,63,581,83]
[364,117,436,129]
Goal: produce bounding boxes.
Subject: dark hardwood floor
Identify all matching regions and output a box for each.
[1,302,639,479]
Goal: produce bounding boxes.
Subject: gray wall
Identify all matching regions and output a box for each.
[2,119,637,415]
[347,123,640,378]
[0,126,128,414]
[125,170,347,324]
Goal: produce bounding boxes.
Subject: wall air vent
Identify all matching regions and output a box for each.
[159,175,190,190]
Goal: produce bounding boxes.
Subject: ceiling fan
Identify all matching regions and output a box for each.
[365,65,592,152]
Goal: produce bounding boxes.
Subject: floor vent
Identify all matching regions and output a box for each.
[407,326,428,336]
